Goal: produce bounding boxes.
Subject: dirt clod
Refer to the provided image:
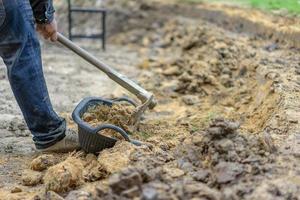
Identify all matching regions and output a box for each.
[31,154,59,171]
[83,158,107,182]
[10,186,22,193]
[21,170,43,186]
[98,141,137,174]
[214,162,244,184]
[108,168,142,196]
[44,157,84,193]
[208,118,240,139]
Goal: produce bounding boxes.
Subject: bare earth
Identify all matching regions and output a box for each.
[1,0,300,199]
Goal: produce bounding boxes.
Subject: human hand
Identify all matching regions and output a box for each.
[36,18,58,42]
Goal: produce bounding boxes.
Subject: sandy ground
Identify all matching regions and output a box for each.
[1,0,300,199]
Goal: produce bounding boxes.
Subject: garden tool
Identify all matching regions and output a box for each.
[57,32,156,126]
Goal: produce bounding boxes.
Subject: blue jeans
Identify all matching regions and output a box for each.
[0,0,66,149]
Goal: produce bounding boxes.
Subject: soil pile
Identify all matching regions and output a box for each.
[94,119,278,199]
[136,19,258,93]
[133,17,280,133]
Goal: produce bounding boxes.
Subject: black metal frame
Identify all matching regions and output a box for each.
[68,0,106,50]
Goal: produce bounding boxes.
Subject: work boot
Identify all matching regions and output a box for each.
[38,129,81,153]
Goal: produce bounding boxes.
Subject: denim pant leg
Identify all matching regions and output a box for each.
[0,0,66,149]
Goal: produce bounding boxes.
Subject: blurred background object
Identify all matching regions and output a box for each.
[67,0,107,50]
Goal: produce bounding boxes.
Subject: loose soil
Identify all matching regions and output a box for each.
[1,0,300,199]
[83,103,135,140]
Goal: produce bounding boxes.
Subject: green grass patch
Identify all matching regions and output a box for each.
[249,0,300,13]
[179,0,300,14]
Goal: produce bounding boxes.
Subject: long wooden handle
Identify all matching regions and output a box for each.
[57,32,156,108]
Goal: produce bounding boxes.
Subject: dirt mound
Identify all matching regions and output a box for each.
[93,119,278,199]
[83,103,135,139]
[133,16,281,134]
[177,118,276,184]
[137,20,257,94]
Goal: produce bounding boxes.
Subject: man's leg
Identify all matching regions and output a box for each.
[0,0,66,149]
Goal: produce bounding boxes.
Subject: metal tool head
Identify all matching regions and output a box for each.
[130,94,155,129]
[140,93,157,110]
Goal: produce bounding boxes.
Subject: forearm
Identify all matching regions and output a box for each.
[29,0,55,24]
